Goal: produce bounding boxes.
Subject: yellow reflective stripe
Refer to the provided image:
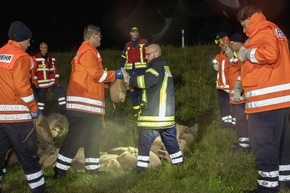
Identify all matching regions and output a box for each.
[142,90,147,102]
[138,116,174,121]
[139,44,145,63]
[160,68,168,116]
[133,105,141,110]
[137,75,146,88]
[146,68,159,76]
[137,121,175,127]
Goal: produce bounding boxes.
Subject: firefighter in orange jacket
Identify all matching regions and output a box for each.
[223,33,250,153]
[120,27,149,116]
[0,21,47,193]
[53,24,123,179]
[32,42,66,115]
[213,32,234,129]
[237,6,290,193]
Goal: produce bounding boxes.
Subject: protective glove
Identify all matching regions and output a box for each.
[222,44,234,59]
[115,69,123,79]
[121,67,130,85]
[237,46,251,62]
[233,80,243,102]
[30,109,43,119]
[213,63,218,71]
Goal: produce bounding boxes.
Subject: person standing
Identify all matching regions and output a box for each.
[32,42,66,115]
[123,44,183,173]
[120,27,149,116]
[53,24,123,178]
[224,33,250,152]
[0,21,47,193]
[237,6,290,193]
[213,32,234,129]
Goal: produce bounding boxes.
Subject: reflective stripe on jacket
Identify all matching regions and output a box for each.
[241,13,290,113]
[123,39,148,70]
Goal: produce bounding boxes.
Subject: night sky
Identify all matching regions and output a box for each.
[0,0,289,52]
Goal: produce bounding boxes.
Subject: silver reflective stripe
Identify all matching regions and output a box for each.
[279,175,290,181]
[58,97,66,101]
[67,104,104,113]
[66,96,104,107]
[20,94,34,103]
[280,164,290,171]
[57,154,73,163]
[258,170,279,178]
[85,165,100,170]
[137,162,148,167]
[99,70,108,83]
[28,177,45,189]
[137,155,150,161]
[56,162,70,170]
[0,114,31,120]
[0,105,29,111]
[170,151,182,159]
[35,58,45,61]
[249,48,259,64]
[172,157,183,164]
[25,170,43,180]
[245,83,290,98]
[246,95,290,109]
[85,158,100,163]
[257,180,278,188]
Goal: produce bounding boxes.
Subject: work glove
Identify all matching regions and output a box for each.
[233,80,243,102]
[213,63,218,71]
[115,69,123,79]
[237,46,251,62]
[121,67,130,85]
[222,44,234,59]
[30,109,43,119]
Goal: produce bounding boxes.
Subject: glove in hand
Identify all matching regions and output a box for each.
[238,46,251,62]
[213,64,218,71]
[115,69,123,79]
[31,109,43,119]
[233,81,243,102]
[121,67,130,85]
[222,44,234,59]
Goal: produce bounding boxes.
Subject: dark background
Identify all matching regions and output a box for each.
[0,0,289,52]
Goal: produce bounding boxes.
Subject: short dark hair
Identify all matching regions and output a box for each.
[83,24,101,40]
[237,6,262,22]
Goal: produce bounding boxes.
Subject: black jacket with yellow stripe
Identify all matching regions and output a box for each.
[129,56,175,129]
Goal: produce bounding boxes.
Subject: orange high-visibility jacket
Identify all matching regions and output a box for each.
[66,41,116,115]
[241,13,290,114]
[215,51,231,92]
[228,58,246,104]
[0,40,38,123]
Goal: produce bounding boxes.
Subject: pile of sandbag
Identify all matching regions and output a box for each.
[5,115,198,170]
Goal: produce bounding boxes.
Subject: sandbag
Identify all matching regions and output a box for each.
[110,79,127,103]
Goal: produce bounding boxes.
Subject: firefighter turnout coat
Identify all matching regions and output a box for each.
[241,13,290,114]
[32,52,60,88]
[66,41,116,115]
[129,56,175,128]
[0,40,38,122]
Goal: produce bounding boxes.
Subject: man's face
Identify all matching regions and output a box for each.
[145,47,157,63]
[240,18,249,33]
[130,30,139,41]
[40,43,48,55]
[19,39,31,51]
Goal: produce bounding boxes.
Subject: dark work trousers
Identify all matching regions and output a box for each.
[248,108,290,193]
[218,89,233,129]
[0,122,46,193]
[137,125,183,168]
[56,111,102,171]
[232,103,250,148]
[36,84,66,114]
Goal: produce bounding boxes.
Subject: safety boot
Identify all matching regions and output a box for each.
[53,167,66,179]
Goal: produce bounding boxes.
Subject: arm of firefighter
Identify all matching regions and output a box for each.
[31,57,39,87]
[14,56,39,113]
[129,67,160,89]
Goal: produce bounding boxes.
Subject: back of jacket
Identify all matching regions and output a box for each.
[129,56,175,129]
[215,51,231,92]
[241,13,290,113]
[66,41,115,115]
[0,40,37,123]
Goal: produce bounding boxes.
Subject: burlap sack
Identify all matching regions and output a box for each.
[110,79,127,103]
